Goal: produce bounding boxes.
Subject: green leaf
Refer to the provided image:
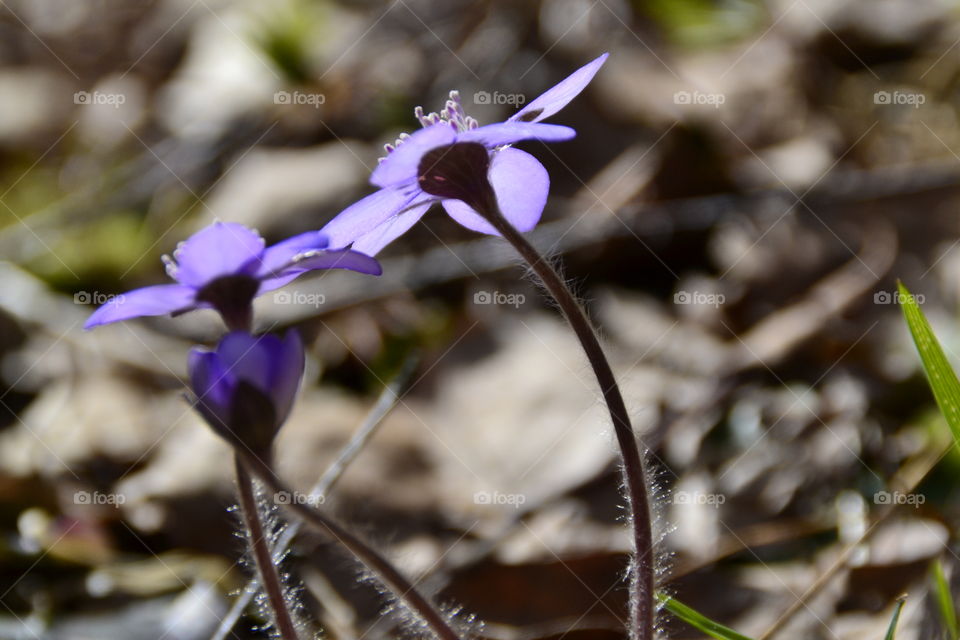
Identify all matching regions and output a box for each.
[898,281,960,443]
[884,595,907,640]
[658,592,755,640]
[932,560,959,640]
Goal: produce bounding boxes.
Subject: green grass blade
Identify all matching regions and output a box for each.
[898,281,960,442]
[932,560,959,640]
[657,592,755,640]
[884,595,907,640]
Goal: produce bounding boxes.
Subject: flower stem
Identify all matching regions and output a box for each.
[234,453,300,640]
[235,450,463,640]
[483,206,654,640]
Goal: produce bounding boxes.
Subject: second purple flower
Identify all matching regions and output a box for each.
[321,53,609,255]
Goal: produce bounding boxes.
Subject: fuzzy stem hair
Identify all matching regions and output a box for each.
[235,453,301,640]
[235,449,463,640]
[481,204,655,640]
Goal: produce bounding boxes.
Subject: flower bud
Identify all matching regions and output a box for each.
[188,331,304,453]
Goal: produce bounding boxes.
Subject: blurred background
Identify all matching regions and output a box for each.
[2,0,960,638]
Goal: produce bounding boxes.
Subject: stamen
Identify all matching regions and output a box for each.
[162,255,178,279]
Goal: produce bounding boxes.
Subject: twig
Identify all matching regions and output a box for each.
[758,442,948,639]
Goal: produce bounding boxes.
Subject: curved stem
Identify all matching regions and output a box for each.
[234,454,300,640]
[484,207,654,640]
[236,450,462,640]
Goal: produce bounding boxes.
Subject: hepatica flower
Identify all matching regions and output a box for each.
[322,53,608,255]
[84,221,381,331]
[189,330,303,452]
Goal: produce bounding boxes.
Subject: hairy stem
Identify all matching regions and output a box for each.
[484,207,654,640]
[236,450,463,640]
[212,354,419,640]
[234,454,300,640]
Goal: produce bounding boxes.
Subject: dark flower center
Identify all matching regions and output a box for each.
[195,274,260,331]
[417,142,497,214]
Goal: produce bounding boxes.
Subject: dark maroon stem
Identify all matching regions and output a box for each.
[234,454,300,640]
[222,306,254,333]
[235,450,463,640]
[482,206,654,640]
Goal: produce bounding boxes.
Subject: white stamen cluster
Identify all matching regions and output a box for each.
[162,254,179,279]
[380,90,480,162]
[414,90,479,132]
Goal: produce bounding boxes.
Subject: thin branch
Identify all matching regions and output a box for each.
[758,442,948,639]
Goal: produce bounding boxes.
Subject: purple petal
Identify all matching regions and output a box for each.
[350,201,431,256]
[83,284,197,329]
[457,122,576,147]
[289,248,382,275]
[370,124,456,188]
[267,331,304,424]
[258,248,382,293]
[509,53,609,123]
[172,222,266,287]
[321,188,416,249]
[216,331,275,395]
[188,347,234,428]
[254,230,329,278]
[441,200,492,235]
[256,271,306,294]
[443,148,548,235]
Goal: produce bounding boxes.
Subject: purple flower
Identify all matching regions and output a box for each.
[188,330,304,452]
[321,53,609,255]
[84,221,381,331]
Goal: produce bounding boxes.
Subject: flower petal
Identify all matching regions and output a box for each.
[457,122,575,147]
[259,248,382,293]
[441,200,492,235]
[370,124,456,188]
[350,201,431,256]
[254,230,329,278]
[321,188,415,249]
[172,222,266,287]
[188,347,234,429]
[215,331,275,395]
[443,148,549,235]
[509,53,609,123]
[83,284,197,329]
[289,248,383,275]
[267,331,304,425]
